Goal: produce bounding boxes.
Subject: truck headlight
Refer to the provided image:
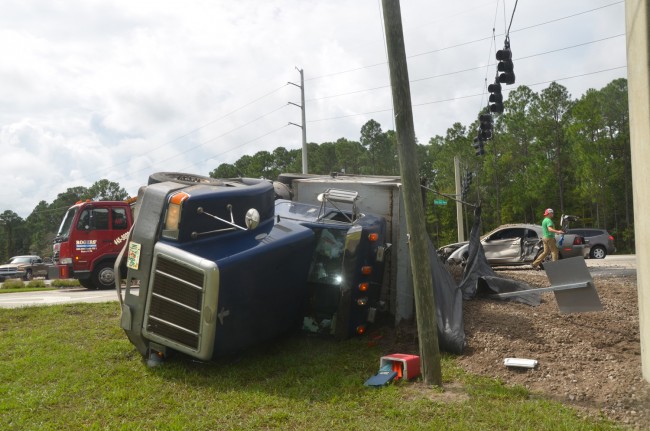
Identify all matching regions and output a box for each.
[163,191,190,240]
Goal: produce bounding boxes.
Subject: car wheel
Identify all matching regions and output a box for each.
[23,269,33,281]
[590,245,607,259]
[91,262,116,290]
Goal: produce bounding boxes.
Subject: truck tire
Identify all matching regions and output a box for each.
[273,181,293,200]
[23,269,33,281]
[275,174,319,200]
[148,172,226,186]
[91,261,116,290]
[79,278,94,289]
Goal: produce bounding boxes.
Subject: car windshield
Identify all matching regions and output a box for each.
[9,256,32,264]
[55,207,78,240]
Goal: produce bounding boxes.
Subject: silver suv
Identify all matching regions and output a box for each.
[566,228,615,259]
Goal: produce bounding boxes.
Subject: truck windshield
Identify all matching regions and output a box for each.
[55,207,78,241]
[9,256,33,264]
[308,227,347,284]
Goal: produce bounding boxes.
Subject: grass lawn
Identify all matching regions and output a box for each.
[0,303,621,430]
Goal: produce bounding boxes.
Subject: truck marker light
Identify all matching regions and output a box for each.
[361,266,372,275]
[368,233,379,242]
[357,297,368,306]
[358,282,369,292]
[169,191,190,206]
[356,325,366,335]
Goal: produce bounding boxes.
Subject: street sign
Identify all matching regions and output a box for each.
[434,199,447,205]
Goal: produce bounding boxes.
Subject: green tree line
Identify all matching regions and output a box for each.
[0,79,632,263]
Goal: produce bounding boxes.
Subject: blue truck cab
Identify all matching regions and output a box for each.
[118,174,389,363]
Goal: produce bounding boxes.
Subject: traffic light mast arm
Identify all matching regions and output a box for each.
[420,183,478,208]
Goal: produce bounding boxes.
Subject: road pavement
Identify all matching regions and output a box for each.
[0,255,636,309]
[0,286,139,309]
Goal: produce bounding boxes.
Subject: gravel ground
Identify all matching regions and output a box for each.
[381,263,648,429]
[455,267,649,429]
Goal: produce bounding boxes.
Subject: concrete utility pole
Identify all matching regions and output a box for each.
[381,0,442,386]
[288,67,308,174]
[625,0,650,382]
[454,156,465,242]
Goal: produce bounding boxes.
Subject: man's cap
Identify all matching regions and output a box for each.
[544,208,554,216]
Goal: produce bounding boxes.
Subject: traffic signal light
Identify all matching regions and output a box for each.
[473,134,485,156]
[479,114,493,140]
[488,81,503,113]
[496,46,515,85]
[462,171,473,200]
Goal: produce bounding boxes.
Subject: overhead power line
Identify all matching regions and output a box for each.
[307,0,623,80]
[506,0,520,36]
[307,33,625,103]
[101,84,288,176]
[110,104,289,183]
[177,124,290,173]
[307,66,627,124]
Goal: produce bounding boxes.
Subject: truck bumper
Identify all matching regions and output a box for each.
[49,264,77,280]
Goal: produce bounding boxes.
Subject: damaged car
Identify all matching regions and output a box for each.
[445,220,590,267]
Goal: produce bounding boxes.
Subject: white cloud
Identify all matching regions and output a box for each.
[0,0,628,218]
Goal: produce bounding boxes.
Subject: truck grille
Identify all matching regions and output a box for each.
[0,267,18,273]
[146,255,205,351]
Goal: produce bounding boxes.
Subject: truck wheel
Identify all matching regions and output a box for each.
[23,269,33,281]
[91,262,116,290]
[148,172,226,186]
[79,279,94,289]
[273,181,293,200]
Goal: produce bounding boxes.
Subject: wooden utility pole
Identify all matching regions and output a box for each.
[381,0,442,386]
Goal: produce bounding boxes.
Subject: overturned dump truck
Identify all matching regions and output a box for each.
[117,173,389,362]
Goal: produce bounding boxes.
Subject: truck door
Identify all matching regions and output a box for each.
[72,206,114,272]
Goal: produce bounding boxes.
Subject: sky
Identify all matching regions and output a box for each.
[0,0,628,219]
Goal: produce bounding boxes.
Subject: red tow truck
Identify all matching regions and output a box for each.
[52,198,135,289]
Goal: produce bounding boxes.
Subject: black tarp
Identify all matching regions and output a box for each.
[458,206,540,306]
[428,239,466,354]
[431,206,541,354]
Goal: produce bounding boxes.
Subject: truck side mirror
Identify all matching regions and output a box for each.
[245,208,260,230]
